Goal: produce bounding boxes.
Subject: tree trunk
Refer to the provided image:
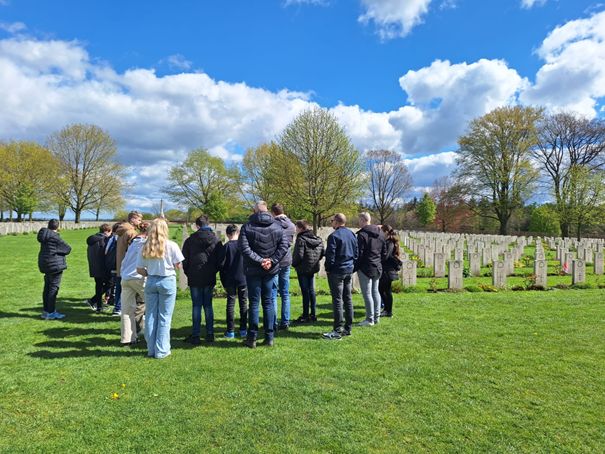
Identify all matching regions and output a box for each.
[95,206,101,222]
[16,212,22,222]
[74,209,81,224]
[498,216,508,235]
[0,210,3,221]
[560,222,570,239]
[312,213,320,235]
[9,210,13,222]
[29,212,33,222]
[576,223,582,241]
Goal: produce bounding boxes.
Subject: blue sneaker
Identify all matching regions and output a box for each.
[224,331,235,339]
[41,311,50,319]
[239,329,247,338]
[49,311,66,320]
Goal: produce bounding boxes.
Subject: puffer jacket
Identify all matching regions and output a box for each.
[381,240,402,281]
[37,228,71,274]
[355,224,387,279]
[182,227,221,287]
[86,232,108,278]
[274,214,296,268]
[292,230,324,276]
[238,212,289,277]
[115,222,137,277]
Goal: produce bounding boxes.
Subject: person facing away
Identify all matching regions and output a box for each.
[103,223,122,316]
[113,211,143,317]
[182,215,221,345]
[322,213,358,340]
[270,203,296,330]
[217,224,248,339]
[238,200,289,348]
[136,218,184,360]
[291,220,324,323]
[86,224,112,312]
[379,224,402,318]
[37,219,72,320]
[355,212,387,327]
[119,221,149,346]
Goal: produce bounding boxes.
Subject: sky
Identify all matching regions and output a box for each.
[1,0,604,216]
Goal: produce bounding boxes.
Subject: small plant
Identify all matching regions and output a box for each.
[522,255,532,267]
[462,266,470,278]
[478,283,498,292]
[554,283,569,290]
[571,282,596,290]
[523,273,537,290]
[428,278,438,293]
[391,280,403,293]
[511,285,525,291]
[465,285,483,292]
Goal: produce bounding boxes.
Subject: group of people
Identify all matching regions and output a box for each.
[37,203,402,359]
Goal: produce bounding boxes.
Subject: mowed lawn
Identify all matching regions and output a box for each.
[1,228,604,453]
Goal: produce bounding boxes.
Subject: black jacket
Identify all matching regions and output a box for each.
[182,228,221,287]
[273,215,296,268]
[355,224,387,278]
[86,232,108,278]
[381,240,401,280]
[292,230,324,276]
[218,240,246,288]
[238,212,289,277]
[37,228,71,274]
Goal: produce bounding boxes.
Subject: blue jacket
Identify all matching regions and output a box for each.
[238,212,289,276]
[325,227,358,275]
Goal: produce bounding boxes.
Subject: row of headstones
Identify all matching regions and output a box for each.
[0,221,94,236]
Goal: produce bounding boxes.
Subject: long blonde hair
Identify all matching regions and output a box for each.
[142,218,169,259]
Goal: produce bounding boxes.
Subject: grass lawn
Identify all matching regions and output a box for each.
[1,228,604,453]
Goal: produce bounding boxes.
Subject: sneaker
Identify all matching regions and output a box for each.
[239,329,247,338]
[380,310,393,317]
[224,331,235,339]
[322,330,342,340]
[86,299,96,311]
[112,310,121,317]
[49,311,66,320]
[262,338,274,347]
[243,338,256,349]
[278,323,289,330]
[185,335,201,346]
[310,315,317,322]
[41,311,49,319]
[295,316,310,324]
[357,320,374,327]
[341,330,351,337]
[205,334,215,343]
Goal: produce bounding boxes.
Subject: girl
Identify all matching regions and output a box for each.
[379,224,402,318]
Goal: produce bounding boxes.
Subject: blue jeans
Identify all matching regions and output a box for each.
[297,274,316,318]
[145,275,177,359]
[271,266,291,326]
[247,275,276,341]
[190,286,214,337]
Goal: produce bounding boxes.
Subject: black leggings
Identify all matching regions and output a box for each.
[378,274,393,313]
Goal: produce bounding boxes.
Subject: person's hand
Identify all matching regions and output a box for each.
[261,258,272,270]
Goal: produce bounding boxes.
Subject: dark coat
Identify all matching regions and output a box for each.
[355,224,387,278]
[238,212,289,277]
[381,240,401,281]
[37,228,71,274]
[104,235,118,273]
[325,227,358,275]
[292,230,324,276]
[86,232,108,278]
[218,240,246,288]
[182,228,221,288]
[273,215,296,268]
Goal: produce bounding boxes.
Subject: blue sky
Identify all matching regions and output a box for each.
[1,0,604,214]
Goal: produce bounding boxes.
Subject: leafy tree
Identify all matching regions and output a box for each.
[431,176,471,232]
[47,124,124,223]
[528,204,561,236]
[566,166,605,239]
[273,108,364,233]
[456,106,542,235]
[366,149,412,224]
[239,143,280,205]
[416,192,436,227]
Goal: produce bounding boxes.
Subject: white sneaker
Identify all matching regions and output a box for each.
[357,320,374,327]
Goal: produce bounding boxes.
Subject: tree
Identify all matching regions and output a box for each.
[534,112,605,238]
[47,124,124,223]
[163,148,238,221]
[430,176,471,232]
[566,166,605,240]
[273,108,364,233]
[528,204,561,236]
[239,143,280,205]
[366,149,412,224]
[89,184,125,221]
[416,192,436,227]
[456,106,542,235]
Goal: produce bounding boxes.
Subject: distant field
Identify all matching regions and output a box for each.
[1,228,604,452]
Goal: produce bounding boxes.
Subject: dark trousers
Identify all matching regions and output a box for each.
[297,274,317,318]
[246,275,275,341]
[327,272,353,333]
[225,285,248,332]
[43,272,62,313]
[379,274,393,313]
[91,277,107,310]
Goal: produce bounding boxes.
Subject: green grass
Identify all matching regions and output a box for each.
[1,229,604,452]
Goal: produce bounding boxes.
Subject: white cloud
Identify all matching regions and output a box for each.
[164,53,192,71]
[404,151,458,187]
[0,21,26,33]
[358,0,432,39]
[520,0,546,9]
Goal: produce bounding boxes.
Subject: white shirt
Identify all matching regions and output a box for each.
[120,236,146,281]
[136,240,184,277]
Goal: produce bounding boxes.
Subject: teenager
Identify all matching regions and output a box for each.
[37,219,72,320]
[86,224,112,312]
[218,224,248,339]
[119,222,148,346]
[322,213,358,340]
[182,215,221,345]
[136,218,184,359]
[114,211,143,317]
[355,212,387,327]
[291,220,324,323]
[104,223,121,316]
[379,225,402,318]
[270,203,296,330]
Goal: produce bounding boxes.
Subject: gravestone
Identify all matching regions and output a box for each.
[448,260,463,289]
[594,252,604,275]
[533,260,548,288]
[400,260,417,287]
[503,251,514,276]
[454,248,463,261]
[469,252,481,277]
[492,260,507,288]
[564,252,574,274]
[434,252,446,278]
[572,259,586,284]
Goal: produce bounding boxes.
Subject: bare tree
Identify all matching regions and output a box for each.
[534,112,605,238]
[430,176,468,232]
[366,150,412,224]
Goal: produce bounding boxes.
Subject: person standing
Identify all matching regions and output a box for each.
[379,225,402,318]
[270,203,296,330]
[355,212,387,327]
[182,215,221,345]
[322,213,358,340]
[115,211,143,319]
[37,219,72,320]
[291,220,324,323]
[238,201,289,348]
[86,224,112,312]
[104,223,121,315]
[218,224,248,339]
[136,218,184,359]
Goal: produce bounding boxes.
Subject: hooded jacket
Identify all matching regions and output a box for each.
[292,230,325,276]
[116,222,137,277]
[86,232,108,278]
[355,224,387,278]
[182,227,221,287]
[37,228,72,274]
[273,214,296,268]
[217,239,246,288]
[238,211,289,277]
